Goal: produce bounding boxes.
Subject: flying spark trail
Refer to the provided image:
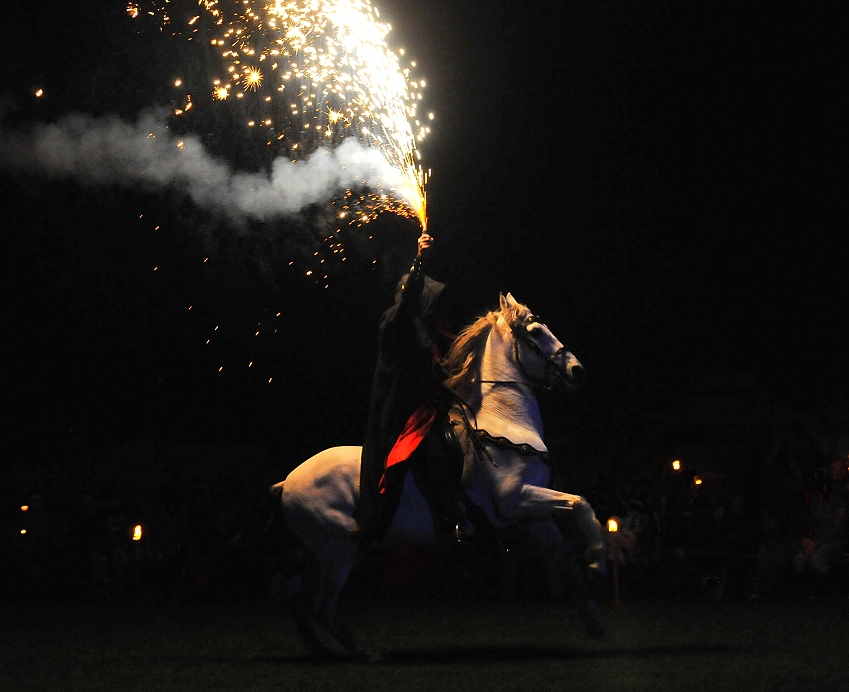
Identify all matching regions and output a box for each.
[130,0,432,229]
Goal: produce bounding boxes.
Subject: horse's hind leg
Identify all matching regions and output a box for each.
[288,601,337,662]
[288,545,378,662]
[283,559,340,662]
[313,551,383,663]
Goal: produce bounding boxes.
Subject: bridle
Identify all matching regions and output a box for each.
[478,314,569,391]
[456,312,570,468]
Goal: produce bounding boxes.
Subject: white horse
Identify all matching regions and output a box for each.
[272,293,607,660]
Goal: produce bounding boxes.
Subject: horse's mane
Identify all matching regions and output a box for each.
[440,312,495,402]
[441,297,532,405]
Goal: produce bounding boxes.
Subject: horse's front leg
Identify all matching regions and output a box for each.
[520,518,569,599]
[497,481,607,574]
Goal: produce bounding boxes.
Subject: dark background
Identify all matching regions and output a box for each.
[2,0,843,476]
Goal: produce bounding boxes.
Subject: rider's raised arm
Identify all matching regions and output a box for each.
[397,232,433,314]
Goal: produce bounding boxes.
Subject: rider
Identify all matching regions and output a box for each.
[355,231,458,549]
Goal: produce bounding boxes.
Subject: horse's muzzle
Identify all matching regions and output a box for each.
[570,364,586,387]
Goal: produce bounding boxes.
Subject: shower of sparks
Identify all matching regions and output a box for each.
[129,0,432,230]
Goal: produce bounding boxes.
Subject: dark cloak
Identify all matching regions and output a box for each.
[355,263,446,543]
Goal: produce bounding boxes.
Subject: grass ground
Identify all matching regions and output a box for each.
[2,594,847,692]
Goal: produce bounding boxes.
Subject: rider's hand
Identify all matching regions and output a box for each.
[417,232,433,258]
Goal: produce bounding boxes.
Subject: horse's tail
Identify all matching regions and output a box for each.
[260,481,310,594]
[260,481,293,546]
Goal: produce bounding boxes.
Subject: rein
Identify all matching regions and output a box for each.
[448,394,551,470]
[475,429,551,466]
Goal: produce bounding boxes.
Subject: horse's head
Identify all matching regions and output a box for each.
[498,292,585,390]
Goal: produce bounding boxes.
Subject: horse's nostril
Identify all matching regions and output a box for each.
[571,364,585,385]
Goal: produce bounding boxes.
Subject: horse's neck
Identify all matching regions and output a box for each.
[478,387,545,449]
[475,331,546,449]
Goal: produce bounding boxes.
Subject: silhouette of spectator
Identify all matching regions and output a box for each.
[665,470,723,596]
[749,438,814,599]
[792,458,849,597]
[95,487,144,605]
[17,490,64,605]
[150,472,191,603]
[613,475,664,593]
[65,490,103,604]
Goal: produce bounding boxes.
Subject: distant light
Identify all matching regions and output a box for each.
[20,529,27,535]
[20,505,29,513]
[693,475,703,486]
[34,88,44,98]
[132,525,143,541]
[672,459,681,471]
[607,517,619,533]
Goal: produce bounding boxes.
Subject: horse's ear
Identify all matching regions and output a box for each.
[500,293,518,313]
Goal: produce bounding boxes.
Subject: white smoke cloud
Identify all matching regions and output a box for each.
[0,110,410,224]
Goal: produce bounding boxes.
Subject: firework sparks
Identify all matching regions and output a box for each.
[242,66,263,90]
[135,0,431,229]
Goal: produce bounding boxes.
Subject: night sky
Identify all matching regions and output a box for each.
[2,0,842,470]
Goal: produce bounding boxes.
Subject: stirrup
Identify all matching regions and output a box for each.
[454,517,476,543]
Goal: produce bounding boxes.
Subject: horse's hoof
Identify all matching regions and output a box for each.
[353,648,385,664]
[365,650,386,664]
[306,649,341,665]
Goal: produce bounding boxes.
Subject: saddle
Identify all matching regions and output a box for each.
[410,397,488,539]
